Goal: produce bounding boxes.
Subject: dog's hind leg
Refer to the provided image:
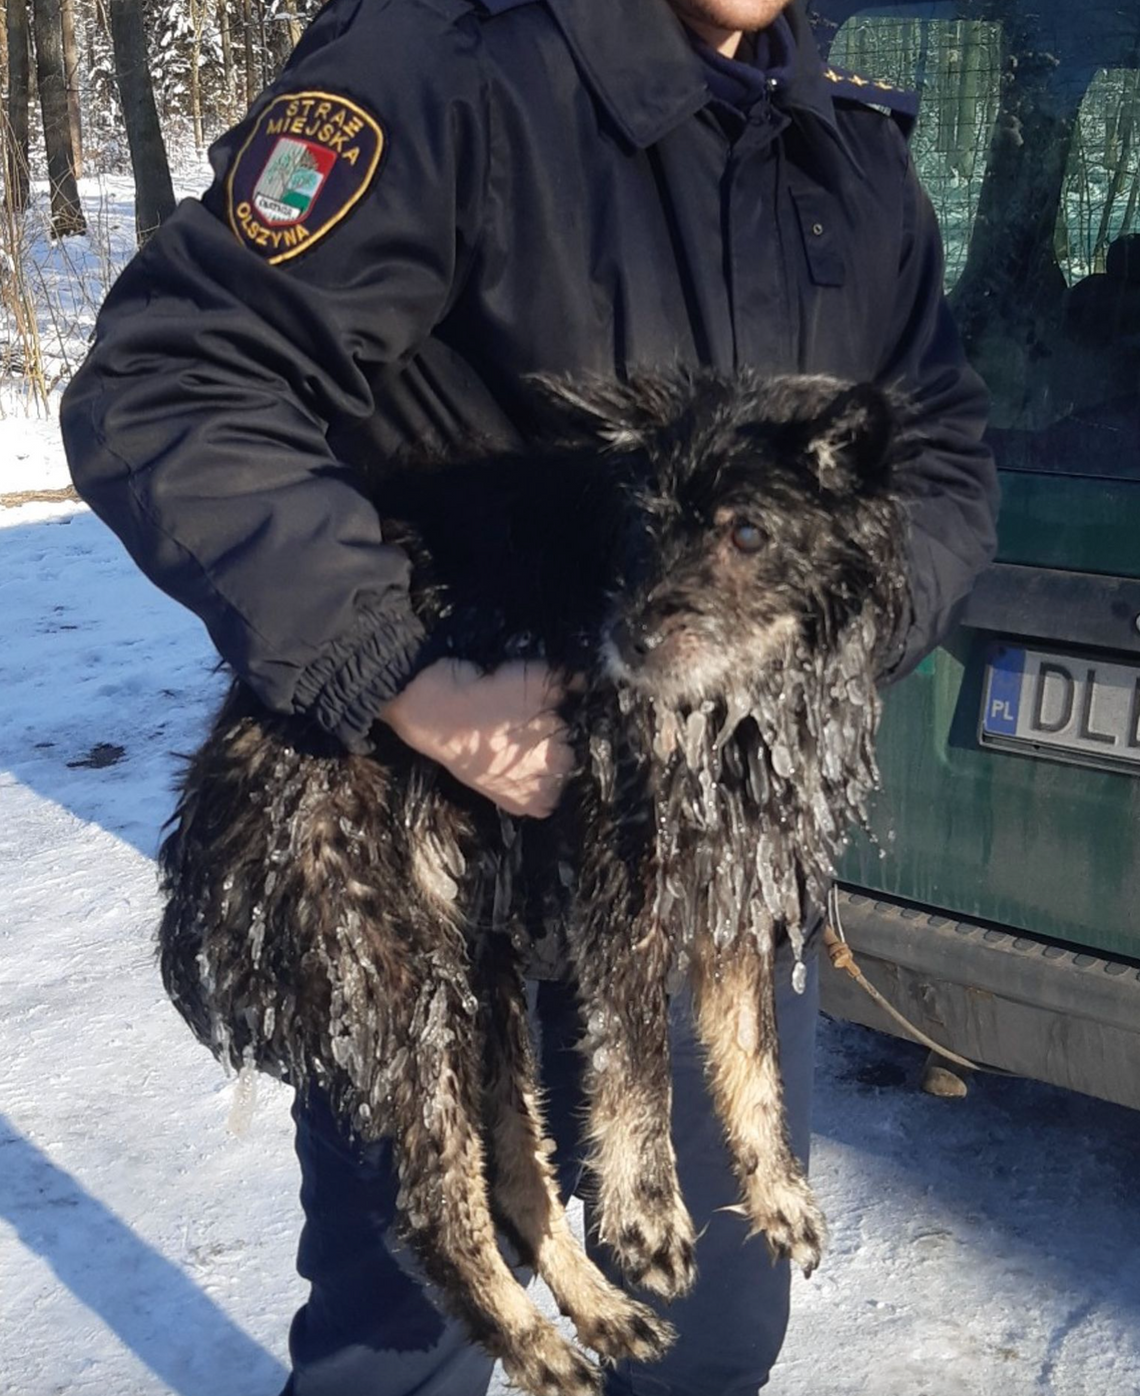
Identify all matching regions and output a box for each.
[385,943,603,1396]
[570,901,697,1301]
[480,934,676,1366]
[690,929,825,1276]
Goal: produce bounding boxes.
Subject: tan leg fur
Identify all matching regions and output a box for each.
[482,950,676,1364]
[580,1013,698,1299]
[690,931,825,1275]
[388,994,603,1396]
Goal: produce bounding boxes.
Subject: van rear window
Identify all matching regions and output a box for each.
[817,3,1140,480]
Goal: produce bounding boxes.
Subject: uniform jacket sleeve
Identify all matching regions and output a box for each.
[876,148,1000,680]
[60,0,488,751]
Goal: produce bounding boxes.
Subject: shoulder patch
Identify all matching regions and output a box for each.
[822,64,920,125]
[226,91,385,265]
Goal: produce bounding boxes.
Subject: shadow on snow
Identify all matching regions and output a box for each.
[0,1112,287,1394]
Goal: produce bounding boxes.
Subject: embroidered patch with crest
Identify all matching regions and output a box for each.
[226,90,385,264]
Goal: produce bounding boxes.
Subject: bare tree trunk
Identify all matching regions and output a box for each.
[32,0,87,235]
[189,49,202,151]
[266,0,294,79]
[913,19,931,98]
[59,0,81,176]
[188,0,204,150]
[954,24,982,180]
[241,0,256,105]
[0,0,9,91]
[5,0,31,213]
[254,0,267,91]
[218,0,234,114]
[1104,76,1121,169]
[1122,177,1140,240]
[941,28,961,161]
[107,0,174,242]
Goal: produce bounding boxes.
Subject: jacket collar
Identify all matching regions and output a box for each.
[544,0,708,148]
[776,2,869,176]
[541,0,841,149]
[778,2,844,134]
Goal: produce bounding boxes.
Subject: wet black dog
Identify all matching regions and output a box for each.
[158,369,909,1396]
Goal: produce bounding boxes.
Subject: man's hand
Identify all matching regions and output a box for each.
[380,659,578,819]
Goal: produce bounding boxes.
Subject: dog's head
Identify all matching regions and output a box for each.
[543,369,906,708]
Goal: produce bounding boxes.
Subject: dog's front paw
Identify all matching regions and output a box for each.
[742,1172,826,1277]
[573,1295,675,1364]
[600,1193,698,1300]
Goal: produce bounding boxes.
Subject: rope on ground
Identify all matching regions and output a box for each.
[823,887,1017,1078]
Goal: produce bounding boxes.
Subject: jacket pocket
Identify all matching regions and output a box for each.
[791,188,846,287]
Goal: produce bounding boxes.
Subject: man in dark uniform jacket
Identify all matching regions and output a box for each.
[61,0,998,1391]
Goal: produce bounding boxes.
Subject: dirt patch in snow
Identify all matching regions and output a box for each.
[0,486,79,508]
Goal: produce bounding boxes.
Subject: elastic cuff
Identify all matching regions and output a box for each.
[293,594,429,753]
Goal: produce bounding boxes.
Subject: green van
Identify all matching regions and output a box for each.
[811,0,1140,1109]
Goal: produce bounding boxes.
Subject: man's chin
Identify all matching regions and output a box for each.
[664,0,793,42]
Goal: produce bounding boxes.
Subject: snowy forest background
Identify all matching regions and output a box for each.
[2,0,319,236]
[0,0,324,415]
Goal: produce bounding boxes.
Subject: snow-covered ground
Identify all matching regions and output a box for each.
[3,181,1140,1396]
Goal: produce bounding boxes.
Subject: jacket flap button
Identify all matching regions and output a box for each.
[791,187,845,287]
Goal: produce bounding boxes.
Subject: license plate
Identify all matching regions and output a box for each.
[980,643,1140,773]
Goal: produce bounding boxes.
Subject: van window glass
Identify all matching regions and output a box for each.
[819,4,1140,480]
[828,18,1001,289]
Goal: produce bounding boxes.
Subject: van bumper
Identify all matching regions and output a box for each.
[821,889,1140,1111]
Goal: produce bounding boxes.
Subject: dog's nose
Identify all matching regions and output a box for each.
[611,618,661,662]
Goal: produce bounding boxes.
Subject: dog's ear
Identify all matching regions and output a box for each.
[804,383,896,494]
[528,370,706,452]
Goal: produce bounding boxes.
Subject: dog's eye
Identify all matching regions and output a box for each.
[730,522,766,554]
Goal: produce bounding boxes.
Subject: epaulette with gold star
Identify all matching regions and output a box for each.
[822,63,920,135]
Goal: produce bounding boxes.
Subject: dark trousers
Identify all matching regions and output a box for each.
[282,947,819,1396]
